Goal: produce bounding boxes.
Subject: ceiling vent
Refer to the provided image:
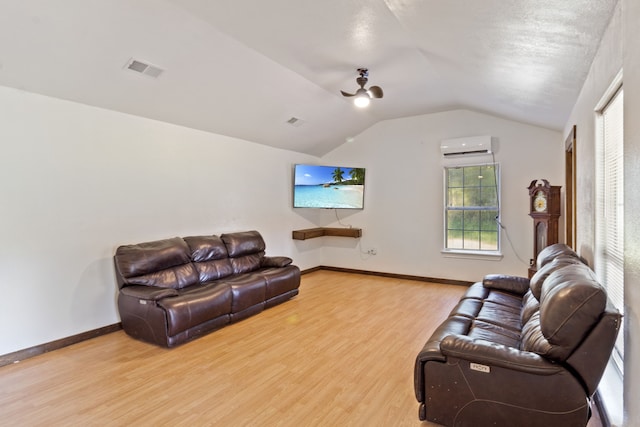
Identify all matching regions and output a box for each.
[125,58,164,78]
[286,117,305,127]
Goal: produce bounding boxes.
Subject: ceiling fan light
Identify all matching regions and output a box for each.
[354,93,370,108]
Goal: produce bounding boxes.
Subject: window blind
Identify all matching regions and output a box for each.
[595,87,624,370]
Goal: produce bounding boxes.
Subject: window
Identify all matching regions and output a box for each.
[444,164,500,253]
[595,84,624,372]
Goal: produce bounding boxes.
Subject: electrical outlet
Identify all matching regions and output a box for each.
[367,248,377,255]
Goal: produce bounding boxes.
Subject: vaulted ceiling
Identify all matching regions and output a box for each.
[0,0,618,156]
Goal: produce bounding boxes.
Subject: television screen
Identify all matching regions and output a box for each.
[293,164,365,209]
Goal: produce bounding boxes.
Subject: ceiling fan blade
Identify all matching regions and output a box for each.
[368,86,383,98]
[340,90,356,97]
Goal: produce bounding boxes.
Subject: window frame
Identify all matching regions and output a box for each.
[442,162,501,257]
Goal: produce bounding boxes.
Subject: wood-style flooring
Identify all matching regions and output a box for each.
[0,270,603,426]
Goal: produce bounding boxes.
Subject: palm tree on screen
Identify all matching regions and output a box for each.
[349,168,365,185]
[332,168,344,183]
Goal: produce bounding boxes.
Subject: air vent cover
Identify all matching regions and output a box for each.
[286,117,305,127]
[125,58,164,78]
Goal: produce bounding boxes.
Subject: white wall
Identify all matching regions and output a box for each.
[564,0,639,424]
[320,109,563,282]
[0,86,321,355]
[623,0,640,424]
[564,4,623,262]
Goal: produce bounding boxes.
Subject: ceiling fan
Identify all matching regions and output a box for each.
[340,68,383,108]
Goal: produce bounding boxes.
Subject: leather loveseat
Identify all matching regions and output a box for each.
[114,230,300,347]
[414,244,621,426]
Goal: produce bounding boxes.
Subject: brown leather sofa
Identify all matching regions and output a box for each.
[414,244,621,426]
[114,230,300,347]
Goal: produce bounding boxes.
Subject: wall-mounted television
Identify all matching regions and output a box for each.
[293,164,366,209]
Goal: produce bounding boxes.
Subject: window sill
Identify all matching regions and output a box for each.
[441,249,503,261]
[595,359,623,427]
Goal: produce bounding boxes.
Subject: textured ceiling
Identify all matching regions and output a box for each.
[0,0,618,156]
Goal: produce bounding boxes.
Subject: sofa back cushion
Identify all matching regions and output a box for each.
[529,255,585,300]
[521,263,607,361]
[221,231,266,274]
[520,290,539,325]
[184,235,233,282]
[114,237,198,290]
[535,243,585,269]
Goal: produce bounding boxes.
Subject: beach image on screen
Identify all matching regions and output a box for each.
[294,165,365,209]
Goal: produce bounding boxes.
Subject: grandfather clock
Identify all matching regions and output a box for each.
[527,179,561,277]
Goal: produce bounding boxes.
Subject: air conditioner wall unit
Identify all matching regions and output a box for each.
[440,135,492,157]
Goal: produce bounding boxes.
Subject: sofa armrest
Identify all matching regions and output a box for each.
[120,285,179,301]
[482,274,530,295]
[261,256,293,268]
[440,335,562,375]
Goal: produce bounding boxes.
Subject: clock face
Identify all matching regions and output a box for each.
[534,191,547,212]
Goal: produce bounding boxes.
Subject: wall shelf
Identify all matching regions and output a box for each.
[292,227,362,240]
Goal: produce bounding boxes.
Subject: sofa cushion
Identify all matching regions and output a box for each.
[184,235,234,282]
[520,290,540,325]
[460,282,490,300]
[449,298,483,319]
[529,255,584,301]
[482,289,523,310]
[538,263,607,360]
[482,274,530,295]
[522,263,607,361]
[221,230,266,257]
[261,256,293,268]
[520,311,552,355]
[535,243,583,269]
[260,266,301,300]
[115,237,198,289]
[158,283,232,336]
[225,273,267,313]
[467,320,521,348]
[222,231,266,274]
[476,301,522,332]
[185,235,228,261]
[230,253,262,274]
